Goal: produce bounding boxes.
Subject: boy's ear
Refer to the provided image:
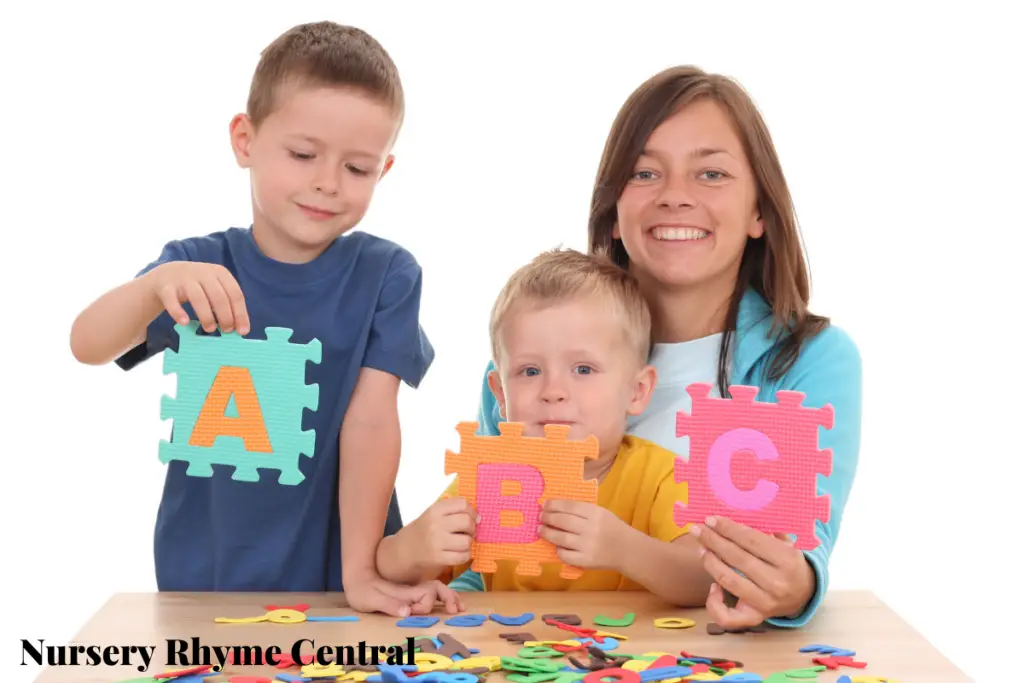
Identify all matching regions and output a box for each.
[626,364,657,417]
[486,369,508,420]
[229,113,255,169]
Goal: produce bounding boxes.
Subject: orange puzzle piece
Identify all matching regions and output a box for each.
[444,421,598,579]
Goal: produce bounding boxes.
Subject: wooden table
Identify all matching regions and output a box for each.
[30,591,972,682]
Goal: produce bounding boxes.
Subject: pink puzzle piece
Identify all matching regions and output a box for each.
[673,383,833,550]
[475,463,545,543]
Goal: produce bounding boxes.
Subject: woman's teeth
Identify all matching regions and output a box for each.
[651,227,709,241]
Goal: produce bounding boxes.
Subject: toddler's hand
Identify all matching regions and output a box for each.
[538,500,629,571]
[407,496,477,570]
[148,261,250,335]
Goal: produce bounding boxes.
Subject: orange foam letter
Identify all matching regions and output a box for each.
[189,366,272,452]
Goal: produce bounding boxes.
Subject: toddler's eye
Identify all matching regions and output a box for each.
[574,365,594,375]
[289,150,314,161]
[347,164,369,176]
[523,367,540,377]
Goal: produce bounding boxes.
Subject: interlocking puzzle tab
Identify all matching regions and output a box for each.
[444,421,598,578]
[160,323,321,485]
[673,382,833,550]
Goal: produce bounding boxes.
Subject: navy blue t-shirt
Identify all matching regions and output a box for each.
[116,227,434,591]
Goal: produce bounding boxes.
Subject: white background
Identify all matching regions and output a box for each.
[2,3,1021,682]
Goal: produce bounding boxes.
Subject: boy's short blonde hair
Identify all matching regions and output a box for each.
[489,248,652,368]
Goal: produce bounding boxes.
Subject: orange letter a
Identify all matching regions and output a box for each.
[189,366,272,452]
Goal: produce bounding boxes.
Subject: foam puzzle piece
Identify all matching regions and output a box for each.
[397,616,440,628]
[799,644,856,657]
[490,612,535,626]
[652,617,694,629]
[542,613,582,625]
[673,382,833,549]
[812,656,867,670]
[444,422,598,578]
[445,614,487,627]
[593,613,634,627]
[160,323,321,485]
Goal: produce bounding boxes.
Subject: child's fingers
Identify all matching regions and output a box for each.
[183,281,216,332]
[434,582,462,614]
[217,270,249,335]
[442,512,476,535]
[157,285,191,326]
[538,524,581,551]
[539,510,586,534]
[199,276,235,333]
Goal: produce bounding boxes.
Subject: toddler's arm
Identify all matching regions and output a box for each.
[377,495,476,585]
[617,531,712,606]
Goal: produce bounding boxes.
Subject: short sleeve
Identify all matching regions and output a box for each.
[115,240,191,371]
[649,460,690,544]
[362,251,434,388]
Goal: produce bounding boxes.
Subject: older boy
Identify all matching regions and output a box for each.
[377,249,707,604]
[70,21,458,616]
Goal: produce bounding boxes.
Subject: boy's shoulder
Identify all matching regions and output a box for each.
[156,227,418,265]
[616,435,680,473]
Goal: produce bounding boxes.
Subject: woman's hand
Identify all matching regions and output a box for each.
[691,516,815,628]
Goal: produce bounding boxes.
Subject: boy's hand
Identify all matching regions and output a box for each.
[538,500,630,571]
[344,573,463,617]
[148,261,250,335]
[404,496,477,570]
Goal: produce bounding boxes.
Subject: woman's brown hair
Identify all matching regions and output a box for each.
[588,66,829,396]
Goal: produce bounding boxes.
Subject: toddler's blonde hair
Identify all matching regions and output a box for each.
[489,248,651,369]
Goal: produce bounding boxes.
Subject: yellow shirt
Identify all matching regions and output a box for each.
[440,435,689,591]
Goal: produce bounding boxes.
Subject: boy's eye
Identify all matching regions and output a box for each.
[574,365,594,375]
[522,367,540,377]
[289,150,314,161]
[346,164,369,176]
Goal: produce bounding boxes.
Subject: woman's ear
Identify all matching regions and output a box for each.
[611,220,621,239]
[486,369,508,419]
[626,364,657,417]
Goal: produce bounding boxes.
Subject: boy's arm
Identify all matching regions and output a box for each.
[344,250,434,588]
[70,241,193,366]
[340,367,405,584]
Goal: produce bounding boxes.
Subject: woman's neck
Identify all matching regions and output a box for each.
[643,277,736,344]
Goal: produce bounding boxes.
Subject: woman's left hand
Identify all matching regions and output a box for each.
[692,516,816,629]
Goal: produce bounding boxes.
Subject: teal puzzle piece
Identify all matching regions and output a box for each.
[159,322,322,485]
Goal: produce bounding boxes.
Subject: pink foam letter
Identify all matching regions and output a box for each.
[474,463,545,543]
[707,427,780,511]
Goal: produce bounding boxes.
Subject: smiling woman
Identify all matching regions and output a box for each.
[464,65,862,631]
